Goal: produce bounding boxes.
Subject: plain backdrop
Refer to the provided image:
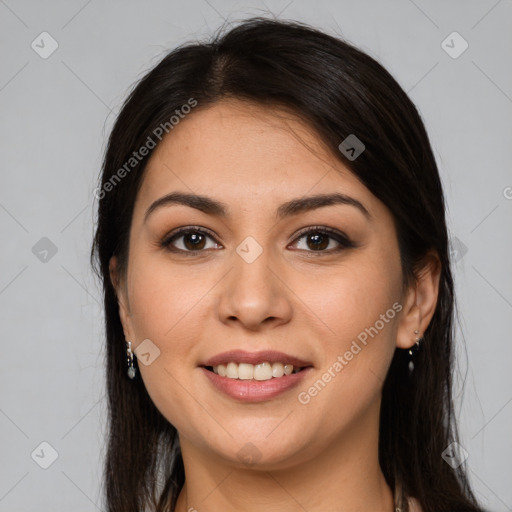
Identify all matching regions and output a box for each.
[1,0,511,510]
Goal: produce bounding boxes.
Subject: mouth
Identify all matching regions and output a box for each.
[199,350,313,402]
[203,362,308,380]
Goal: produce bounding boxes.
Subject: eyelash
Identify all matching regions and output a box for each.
[160,225,356,256]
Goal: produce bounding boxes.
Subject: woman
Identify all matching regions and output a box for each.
[91,17,485,512]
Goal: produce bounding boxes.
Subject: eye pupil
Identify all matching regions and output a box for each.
[184,232,206,250]
[307,233,329,251]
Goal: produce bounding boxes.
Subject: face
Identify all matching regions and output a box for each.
[111,98,426,470]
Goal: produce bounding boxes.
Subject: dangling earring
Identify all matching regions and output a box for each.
[126,341,137,379]
[408,330,423,375]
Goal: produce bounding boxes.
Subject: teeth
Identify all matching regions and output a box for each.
[254,362,272,381]
[238,363,254,380]
[272,362,284,378]
[226,362,238,379]
[211,362,302,380]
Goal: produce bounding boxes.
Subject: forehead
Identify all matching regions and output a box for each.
[133,99,384,222]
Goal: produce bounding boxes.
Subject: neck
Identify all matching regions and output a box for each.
[174,401,394,512]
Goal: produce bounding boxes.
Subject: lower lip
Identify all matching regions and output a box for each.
[201,367,312,402]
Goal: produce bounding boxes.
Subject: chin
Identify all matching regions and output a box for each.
[210,430,313,471]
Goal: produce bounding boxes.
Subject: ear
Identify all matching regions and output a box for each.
[396,250,442,349]
[109,255,136,342]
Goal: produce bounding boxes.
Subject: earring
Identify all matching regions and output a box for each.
[126,341,137,379]
[408,330,423,375]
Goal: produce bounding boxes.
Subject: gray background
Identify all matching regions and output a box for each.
[1,0,511,510]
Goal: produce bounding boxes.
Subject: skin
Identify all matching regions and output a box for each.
[110,98,441,512]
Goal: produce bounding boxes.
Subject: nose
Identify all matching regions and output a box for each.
[216,242,293,332]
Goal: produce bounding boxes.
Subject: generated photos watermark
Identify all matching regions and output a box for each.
[94,98,198,200]
[297,301,403,404]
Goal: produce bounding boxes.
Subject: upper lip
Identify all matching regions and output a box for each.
[201,350,313,368]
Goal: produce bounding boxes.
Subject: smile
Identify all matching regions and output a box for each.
[206,362,304,381]
[200,349,313,402]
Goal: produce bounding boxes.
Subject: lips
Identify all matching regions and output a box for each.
[201,349,313,368]
[199,349,313,402]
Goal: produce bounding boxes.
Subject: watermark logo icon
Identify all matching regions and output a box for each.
[441,442,469,468]
[441,32,468,59]
[32,237,58,263]
[134,339,161,366]
[31,441,59,469]
[338,134,365,161]
[449,236,468,263]
[237,442,262,466]
[31,32,59,59]
[236,236,263,264]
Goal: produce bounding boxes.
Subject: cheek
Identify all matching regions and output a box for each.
[127,252,213,342]
[295,297,399,443]
[301,252,401,345]
[124,260,206,433]
[298,251,401,402]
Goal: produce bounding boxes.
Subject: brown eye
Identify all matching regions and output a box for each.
[161,227,221,254]
[303,232,330,251]
[181,232,207,250]
[161,225,354,256]
[291,227,355,254]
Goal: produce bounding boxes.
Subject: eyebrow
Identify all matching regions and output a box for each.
[144,191,371,223]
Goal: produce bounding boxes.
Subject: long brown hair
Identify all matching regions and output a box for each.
[91,17,484,512]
